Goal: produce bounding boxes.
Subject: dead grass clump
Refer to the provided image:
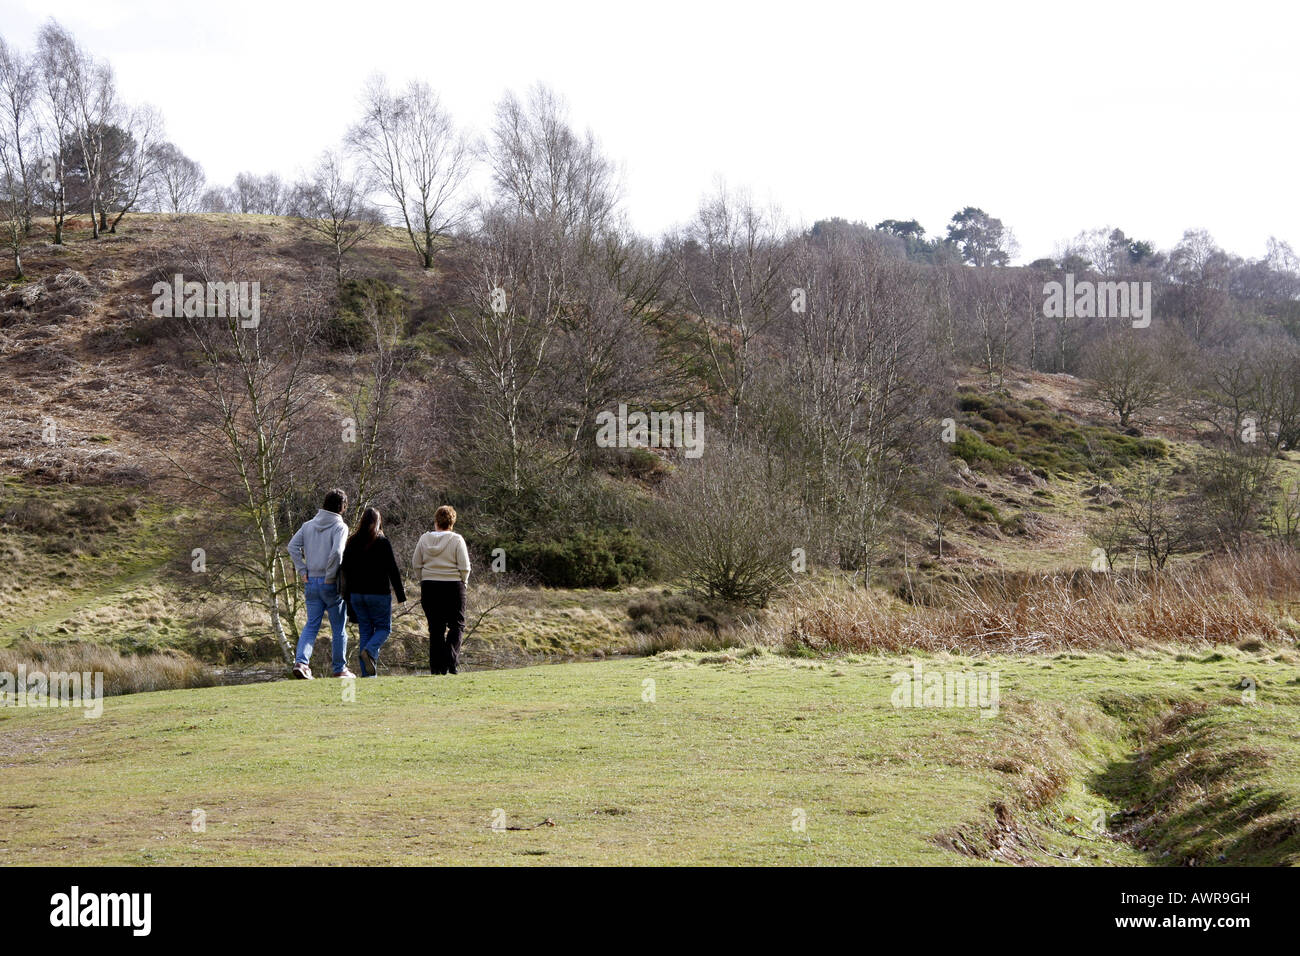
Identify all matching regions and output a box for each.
[625,624,749,656]
[2,497,64,533]
[780,547,1300,654]
[2,269,98,321]
[0,640,216,696]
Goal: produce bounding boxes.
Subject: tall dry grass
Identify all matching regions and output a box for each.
[0,640,216,696]
[770,546,1300,655]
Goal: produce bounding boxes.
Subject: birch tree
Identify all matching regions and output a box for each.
[347,76,471,270]
[148,141,205,212]
[162,242,328,662]
[296,150,380,283]
[0,37,36,238]
[40,22,116,238]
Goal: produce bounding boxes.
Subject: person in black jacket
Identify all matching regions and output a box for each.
[340,507,406,677]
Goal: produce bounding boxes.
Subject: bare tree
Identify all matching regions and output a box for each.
[1120,467,1191,570]
[230,171,286,214]
[1191,343,1268,445]
[674,183,789,437]
[484,85,686,461]
[915,453,958,559]
[777,228,939,571]
[1247,343,1300,452]
[161,242,329,662]
[34,24,76,243]
[661,441,800,607]
[296,150,380,283]
[487,83,618,241]
[0,37,36,238]
[103,103,163,231]
[347,76,471,269]
[967,268,1020,392]
[447,211,563,502]
[0,114,24,277]
[1087,506,1131,573]
[1267,479,1300,548]
[1197,445,1277,551]
[1083,330,1171,428]
[148,141,205,212]
[343,290,411,520]
[1169,228,1233,344]
[40,21,116,238]
[199,185,233,213]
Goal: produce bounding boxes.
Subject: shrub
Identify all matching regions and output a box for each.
[624,625,748,656]
[67,497,115,530]
[494,528,655,589]
[955,388,1168,477]
[952,429,1014,469]
[327,277,407,350]
[602,447,667,484]
[3,498,63,533]
[957,393,991,413]
[626,591,737,635]
[948,490,1022,534]
[776,546,1300,655]
[659,445,800,607]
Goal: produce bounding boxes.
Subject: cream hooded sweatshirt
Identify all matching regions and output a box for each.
[413,530,471,584]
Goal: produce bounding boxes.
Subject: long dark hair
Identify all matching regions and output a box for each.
[348,507,383,550]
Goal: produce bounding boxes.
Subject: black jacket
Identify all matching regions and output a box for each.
[340,535,407,603]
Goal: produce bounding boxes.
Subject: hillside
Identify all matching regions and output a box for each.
[9,213,1295,672]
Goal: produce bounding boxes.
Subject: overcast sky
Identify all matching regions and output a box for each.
[5,0,1297,262]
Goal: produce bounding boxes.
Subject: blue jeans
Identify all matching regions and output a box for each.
[295,577,347,674]
[351,593,393,676]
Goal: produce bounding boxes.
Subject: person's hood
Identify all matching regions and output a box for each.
[421,530,457,554]
[311,509,346,530]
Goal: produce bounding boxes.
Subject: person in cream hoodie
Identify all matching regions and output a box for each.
[412,504,470,674]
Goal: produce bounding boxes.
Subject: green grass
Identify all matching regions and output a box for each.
[2,648,1297,865]
[0,480,190,650]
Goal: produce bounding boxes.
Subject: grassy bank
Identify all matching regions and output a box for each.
[2,648,1297,865]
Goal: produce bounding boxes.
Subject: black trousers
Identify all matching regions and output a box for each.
[421,580,466,675]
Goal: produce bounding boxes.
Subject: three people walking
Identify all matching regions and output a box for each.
[287,496,469,679]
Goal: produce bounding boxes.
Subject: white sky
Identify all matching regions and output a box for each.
[4,0,1297,262]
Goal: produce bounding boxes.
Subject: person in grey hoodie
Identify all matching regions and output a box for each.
[287,488,354,679]
[412,504,470,675]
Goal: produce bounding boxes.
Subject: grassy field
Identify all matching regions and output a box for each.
[3,647,1297,866]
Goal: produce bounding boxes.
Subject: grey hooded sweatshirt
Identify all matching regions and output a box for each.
[288,509,348,583]
[412,530,471,584]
